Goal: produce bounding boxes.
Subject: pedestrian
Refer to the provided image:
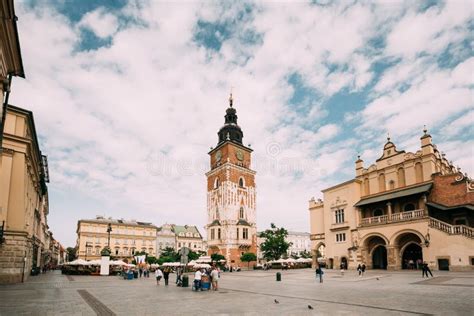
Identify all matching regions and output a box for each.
[155,268,163,285]
[357,264,362,277]
[340,263,344,276]
[422,262,433,278]
[361,263,366,276]
[315,265,324,283]
[193,269,202,291]
[210,267,219,291]
[163,266,171,286]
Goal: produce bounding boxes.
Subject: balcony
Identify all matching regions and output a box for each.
[359,209,425,227]
[310,233,325,241]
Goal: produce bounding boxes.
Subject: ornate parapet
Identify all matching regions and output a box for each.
[310,233,325,241]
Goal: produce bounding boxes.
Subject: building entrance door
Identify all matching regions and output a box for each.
[372,246,387,269]
[402,243,423,269]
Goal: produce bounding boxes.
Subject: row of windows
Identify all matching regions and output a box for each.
[86,247,154,256]
[213,177,247,189]
[335,233,346,243]
[82,226,154,236]
[363,163,424,195]
[177,242,201,249]
[85,238,152,246]
[210,228,249,240]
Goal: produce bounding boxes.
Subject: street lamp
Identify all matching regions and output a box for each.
[107,223,112,248]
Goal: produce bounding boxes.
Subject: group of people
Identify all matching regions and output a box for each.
[155,266,173,285]
[193,266,220,291]
[222,265,240,272]
[138,267,150,278]
[356,263,366,276]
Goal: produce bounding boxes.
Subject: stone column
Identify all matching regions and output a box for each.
[387,246,398,270]
[421,195,428,216]
[386,202,392,220]
[357,209,362,226]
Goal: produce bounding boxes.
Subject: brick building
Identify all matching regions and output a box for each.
[205,94,257,265]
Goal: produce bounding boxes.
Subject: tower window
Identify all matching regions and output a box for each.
[218,228,221,239]
[239,177,244,187]
[243,228,249,239]
[237,228,239,239]
[214,178,219,189]
[239,207,244,219]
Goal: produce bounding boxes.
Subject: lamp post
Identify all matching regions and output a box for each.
[107,223,112,248]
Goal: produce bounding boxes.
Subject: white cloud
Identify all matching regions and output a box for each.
[11,1,473,247]
[78,8,119,38]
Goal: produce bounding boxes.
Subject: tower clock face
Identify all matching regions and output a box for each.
[215,150,222,162]
[236,149,244,161]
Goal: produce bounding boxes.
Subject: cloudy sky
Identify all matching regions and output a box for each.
[11,0,473,247]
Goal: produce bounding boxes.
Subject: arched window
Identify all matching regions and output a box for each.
[239,177,244,187]
[217,228,221,239]
[373,209,383,217]
[214,178,220,189]
[389,180,395,190]
[364,178,370,195]
[239,207,244,219]
[378,173,386,192]
[403,203,416,212]
[415,162,423,183]
[397,168,405,187]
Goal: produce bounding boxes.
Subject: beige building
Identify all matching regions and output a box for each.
[0,0,25,147]
[0,105,51,283]
[76,217,158,260]
[174,225,205,252]
[156,223,176,255]
[309,130,473,271]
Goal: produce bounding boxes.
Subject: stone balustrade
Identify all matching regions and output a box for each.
[359,209,424,226]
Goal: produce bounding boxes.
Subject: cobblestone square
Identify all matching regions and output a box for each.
[0,269,473,315]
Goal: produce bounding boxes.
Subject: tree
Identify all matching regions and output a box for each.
[259,223,292,261]
[301,250,312,259]
[211,253,225,262]
[240,252,257,270]
[158,247,179,265]
[188,250,200,261]
[66,247,77,262]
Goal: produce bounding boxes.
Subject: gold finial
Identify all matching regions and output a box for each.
[423,125,427,134]
[229,87,234,107]
[387,132,391,142]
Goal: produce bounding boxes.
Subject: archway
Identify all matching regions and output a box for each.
[372,246,387,269]
[391,231,424,270]
[341,257,348,269]
[401,243,423,269]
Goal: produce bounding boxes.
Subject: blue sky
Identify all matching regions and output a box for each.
[11,0,473,247]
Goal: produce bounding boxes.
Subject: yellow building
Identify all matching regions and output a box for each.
[76,217,158,260]
[0,105,51,283]
[309,130,473,271]
[0,0,25,146]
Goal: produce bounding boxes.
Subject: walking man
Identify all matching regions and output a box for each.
[315,265,324,283]
[210,267,220,291]
[357,264,362,277]
[422,262,433,278]
[163,267,171,286]
[155,268,163,285]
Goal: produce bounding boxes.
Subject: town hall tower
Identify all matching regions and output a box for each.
[205,94,257,265]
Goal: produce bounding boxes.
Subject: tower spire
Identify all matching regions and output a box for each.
[229,87,233,107]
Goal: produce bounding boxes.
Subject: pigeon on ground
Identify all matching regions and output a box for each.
[308,305,314,310]
[274,299,279,304]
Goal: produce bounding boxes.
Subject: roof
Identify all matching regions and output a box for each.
[321,179,358,193]
[172,225,202,237]
[287,231,310,236]
[79,217,157,228]
[426,202,474,211]
[354,182,433,207]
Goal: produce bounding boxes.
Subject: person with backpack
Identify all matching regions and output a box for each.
[163,266,171,286]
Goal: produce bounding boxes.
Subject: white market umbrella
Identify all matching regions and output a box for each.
[188,260,197,266]
[110,260,127,266]
[296,258,307,263]
[286,258,297,263]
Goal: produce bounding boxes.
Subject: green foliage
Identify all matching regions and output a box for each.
[290,253,299,259]
[258,223,292,261]
[134,251,147,256]
[211,253,226,262]
[240,252,257,269]
[188,250,200,261]
[301,250,313,259]
[100,247,111,257]
[66,247,77,262]
[146,256,158,264]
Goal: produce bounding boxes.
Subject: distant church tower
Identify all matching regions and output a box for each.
[206,93,257,265]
